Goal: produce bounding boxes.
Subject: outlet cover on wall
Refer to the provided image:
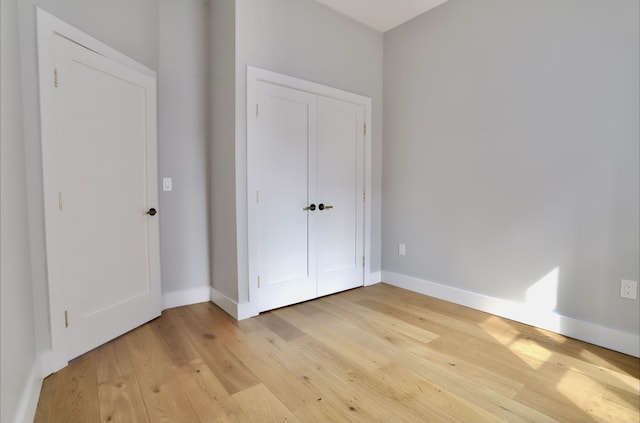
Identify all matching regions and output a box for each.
[620,279,638,300]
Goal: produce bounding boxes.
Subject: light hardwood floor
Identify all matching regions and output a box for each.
[34,283,639,422]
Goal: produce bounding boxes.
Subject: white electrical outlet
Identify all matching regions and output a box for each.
[399,243,406,256]
[620,279,638,300]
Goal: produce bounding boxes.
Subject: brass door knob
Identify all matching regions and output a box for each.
[318,204,333,211]
[146,208,157,216]
[303,204,316,211]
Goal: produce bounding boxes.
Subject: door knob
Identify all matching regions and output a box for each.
[146,208,157,216]
[318,204,333,211]
[303,204,316,211]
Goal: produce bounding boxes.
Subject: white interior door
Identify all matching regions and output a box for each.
[316,96,365,297]
[42,33,161,362]
[255,82,318,311]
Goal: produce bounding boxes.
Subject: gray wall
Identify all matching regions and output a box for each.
[234,0,384,302]
[383,0,639,333]
[209,0,239,301]
[1,0,39,420]
[159,0,211,295]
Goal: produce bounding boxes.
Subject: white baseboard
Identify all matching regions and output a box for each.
[162,286,211,310]
[365,271,382,286]
[209,287,239,319]
[13,359,43,423]
[382,271,640,358]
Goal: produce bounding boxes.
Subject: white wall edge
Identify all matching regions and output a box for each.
[382,271,640,358]
[162,286,211,310]
[210,287,239,319]
[365,271,381,286]
[13,359,43,423]
[210,287,259,320]
[38,349,58,377]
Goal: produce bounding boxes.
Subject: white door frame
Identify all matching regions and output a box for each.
[246,66,373,317]
[36,8,159,372]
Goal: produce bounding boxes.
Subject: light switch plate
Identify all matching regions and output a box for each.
[163,177,172,192]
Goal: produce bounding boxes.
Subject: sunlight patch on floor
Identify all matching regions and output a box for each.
[556,371,639,423]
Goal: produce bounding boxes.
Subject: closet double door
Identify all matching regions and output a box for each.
[252,81,365,312]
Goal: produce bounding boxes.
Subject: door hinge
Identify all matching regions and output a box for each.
[54,68,58,88]
[64,310,69,328]
[363,123,367,136]
[362,256,365,268]
[256,190,260,204]
[256,104,259,117]
[363,191,366,202]
[258,276,261,288]
[58,192,63,210]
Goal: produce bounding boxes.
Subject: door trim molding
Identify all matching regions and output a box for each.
[244,66,373,316]
[37,8,158,372]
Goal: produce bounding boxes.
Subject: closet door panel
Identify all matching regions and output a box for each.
[255,82,318,311]
[316,96,365,297]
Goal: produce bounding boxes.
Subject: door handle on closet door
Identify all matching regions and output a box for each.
[318,204,333,210]
[303,204,316,211]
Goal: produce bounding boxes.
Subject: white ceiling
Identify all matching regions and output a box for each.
[313,0,449,32]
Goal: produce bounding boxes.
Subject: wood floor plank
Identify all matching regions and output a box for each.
[254,311,308,341]
[173,358,251,423]
[95,335,135,384]
[125,324,200,423]
[97,373,150,423]
[293,397,356,423]
[174,305,261,395]
[294,297,558,423]
[50,352,100,423]
[34,284,640,423]
[232,383,301,423]
[314,295,440,349]
[238,313,387,422]
[33,373,57,423]
[149,308,199,366]
[248,325,382,420]
[292,335,459,422]
[190,302,320,412]
[274,305,391,372]
[603,383,640,411]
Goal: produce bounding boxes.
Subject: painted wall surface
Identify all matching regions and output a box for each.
[17,0,158,354]
[1,0,39,420]
[159,0,211,294]
[234,0,384,302]
[383,0,639,333]
[209,0,239,301]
